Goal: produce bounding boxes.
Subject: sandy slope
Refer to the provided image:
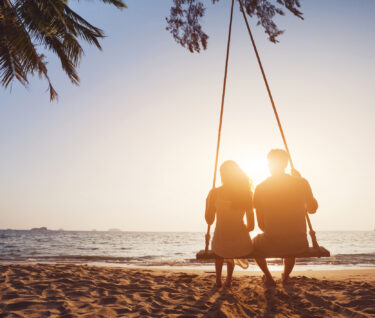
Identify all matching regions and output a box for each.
[0,264,374,317]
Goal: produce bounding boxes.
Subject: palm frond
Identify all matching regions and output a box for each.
[1,0,126,101]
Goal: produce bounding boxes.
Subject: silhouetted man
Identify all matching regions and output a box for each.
[253,149,318,286]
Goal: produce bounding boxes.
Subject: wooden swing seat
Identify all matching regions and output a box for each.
[196,246,330,260]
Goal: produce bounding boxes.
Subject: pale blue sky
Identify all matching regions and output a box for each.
[1,0,374,231]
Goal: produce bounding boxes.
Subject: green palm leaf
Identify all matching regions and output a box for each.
[0,0,126,101]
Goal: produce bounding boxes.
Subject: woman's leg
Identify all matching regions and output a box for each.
[215,258,224,287]
[225,261,235,287]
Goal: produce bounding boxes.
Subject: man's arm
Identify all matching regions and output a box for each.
[292,169,318,214]
[205,189,216,225]
[302,178,318,214]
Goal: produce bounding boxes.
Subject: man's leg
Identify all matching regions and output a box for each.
[225,261,235,287]
[215,258,224,287]
[255,258,276,287]
[282,257,295,283]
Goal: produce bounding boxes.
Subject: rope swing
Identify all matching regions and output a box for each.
[199,0,329,260]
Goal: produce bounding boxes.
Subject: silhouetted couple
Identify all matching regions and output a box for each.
[205,149,318,288]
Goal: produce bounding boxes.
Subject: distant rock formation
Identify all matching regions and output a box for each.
[30,227,48,231]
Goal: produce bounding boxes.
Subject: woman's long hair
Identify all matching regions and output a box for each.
[220,160,253,209]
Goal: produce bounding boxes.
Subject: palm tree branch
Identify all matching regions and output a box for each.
[1,0,125,101]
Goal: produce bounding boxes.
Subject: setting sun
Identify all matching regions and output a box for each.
[237,157,270,186]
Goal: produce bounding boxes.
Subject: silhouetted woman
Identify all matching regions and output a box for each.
[205,160,254,288]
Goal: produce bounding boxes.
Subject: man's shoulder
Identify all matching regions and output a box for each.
[292,176,310,187]
[297,177,312,193]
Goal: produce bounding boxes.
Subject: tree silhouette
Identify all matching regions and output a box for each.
[0,0,126,101]
[166,0,303,53]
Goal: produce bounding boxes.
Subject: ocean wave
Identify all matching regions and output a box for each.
[1,253,375,267]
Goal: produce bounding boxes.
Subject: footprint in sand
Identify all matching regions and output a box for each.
[99,295,118,305]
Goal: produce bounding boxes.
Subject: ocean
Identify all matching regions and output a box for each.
[0,230,374,270]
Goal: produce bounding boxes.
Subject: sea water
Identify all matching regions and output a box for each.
[0,230,374,270]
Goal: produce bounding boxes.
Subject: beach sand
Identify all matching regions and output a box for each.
[1,264,374,317]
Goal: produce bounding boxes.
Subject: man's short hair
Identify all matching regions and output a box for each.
[267,149,289,168]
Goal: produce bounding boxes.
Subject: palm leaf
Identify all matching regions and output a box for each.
[0,0,126,101]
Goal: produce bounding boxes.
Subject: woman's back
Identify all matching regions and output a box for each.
[214,188,247,236]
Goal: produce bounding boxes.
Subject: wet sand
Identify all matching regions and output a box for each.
[1,264,374,317]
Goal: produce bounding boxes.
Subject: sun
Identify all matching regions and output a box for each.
[238,158,269,186]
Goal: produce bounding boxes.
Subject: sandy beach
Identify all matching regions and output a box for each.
[0,264,374,317]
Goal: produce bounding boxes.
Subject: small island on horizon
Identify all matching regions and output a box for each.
[30,227,48,231]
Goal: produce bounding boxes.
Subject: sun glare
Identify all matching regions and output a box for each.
[238,158,269,186]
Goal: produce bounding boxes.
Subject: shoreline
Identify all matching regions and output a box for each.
[1,264,374,317]
[1,260,375,272]
[3,262,375,276]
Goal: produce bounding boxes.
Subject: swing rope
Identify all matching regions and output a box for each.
[205,0,319,253]
[205,0,235,253]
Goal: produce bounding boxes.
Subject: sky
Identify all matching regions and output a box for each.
[0,0,374,232]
